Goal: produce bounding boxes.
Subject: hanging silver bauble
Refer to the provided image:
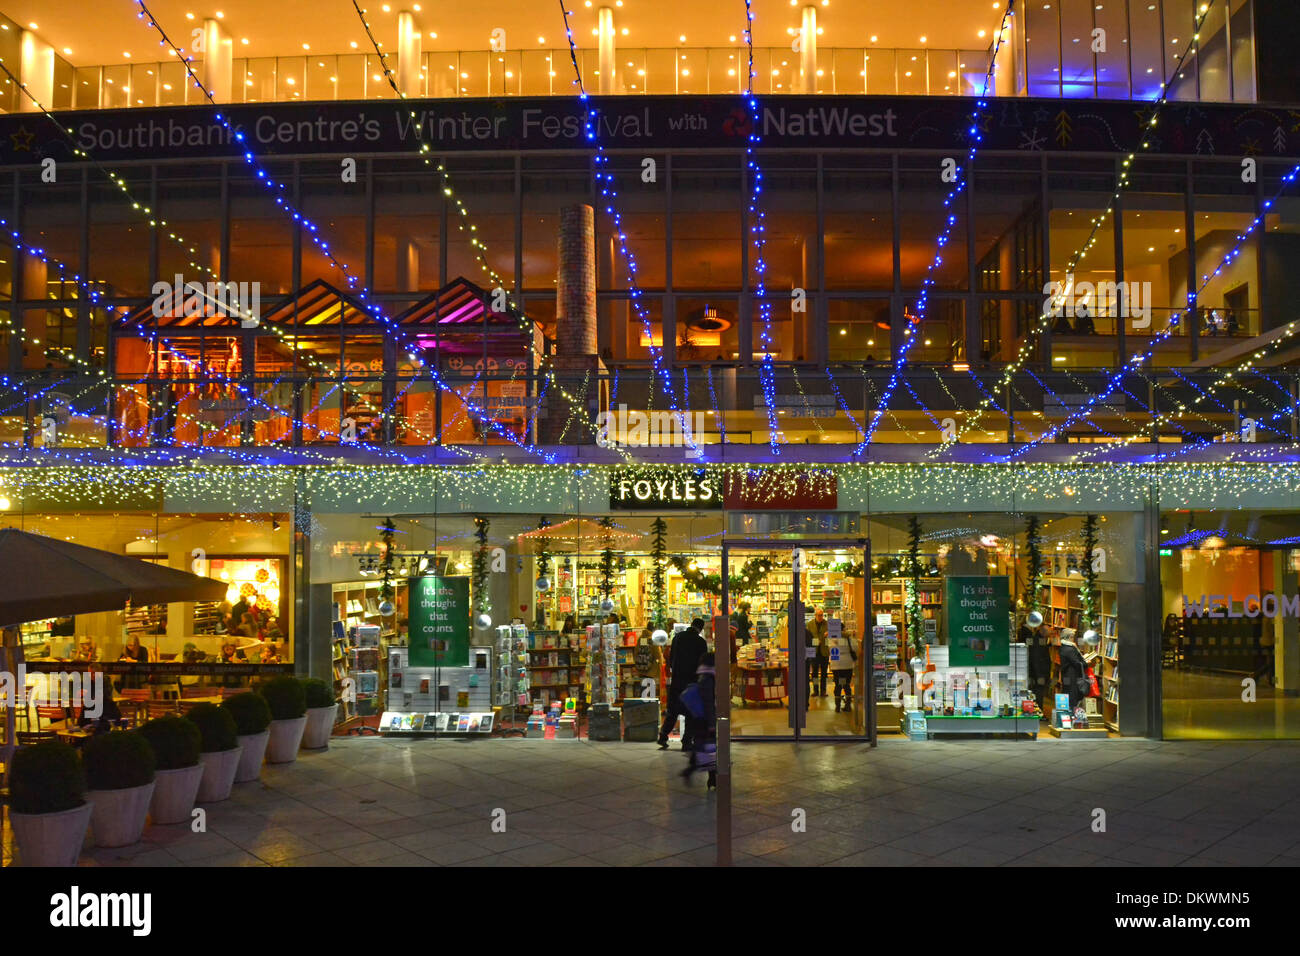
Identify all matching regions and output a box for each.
[535,576,550,592]
[475,612,493,629]
[651,629,669,646]
[378,600,395,617]
[600,597,615,613]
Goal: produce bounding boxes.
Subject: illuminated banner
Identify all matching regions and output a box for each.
[2,96,1292,165]
[610,469,722,510]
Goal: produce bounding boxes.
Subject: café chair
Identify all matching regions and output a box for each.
[34,705,72,731]
[15,730,57,747]
[144,699,179,719]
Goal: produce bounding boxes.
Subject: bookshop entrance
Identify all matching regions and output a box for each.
[720,538,873,742]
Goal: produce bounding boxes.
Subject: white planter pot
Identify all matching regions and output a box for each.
[302,704,338,750]
[149,764,204,825]
[234,730,269,782]
[10,802,92,866]
[197,746,243,802]
[265,716,308,764]
[87,781,155,848]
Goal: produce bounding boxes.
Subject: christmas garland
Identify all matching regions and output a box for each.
[472,516,491,615]
[1023,514,1044,612]
[650,517,668,627]
[1080,512,1099,631]
[670,555,772,597]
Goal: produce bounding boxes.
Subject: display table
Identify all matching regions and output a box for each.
[1046,724,1109,739]
[920,715,1040,739]
[736,664,787,706]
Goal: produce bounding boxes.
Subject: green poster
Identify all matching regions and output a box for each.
[945,576,1009,667]
[409,575,470,668]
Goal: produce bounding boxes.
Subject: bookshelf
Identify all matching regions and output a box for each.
[19,618,54,650]
[1043,577,1119,732]
[870,579,943,648]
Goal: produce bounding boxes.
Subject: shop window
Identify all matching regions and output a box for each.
[899,158,968,292]
[671,162,742,290]
[823,157,893,291]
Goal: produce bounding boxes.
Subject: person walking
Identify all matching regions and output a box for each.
[679,652,717,789]
[828,627,858,714]
[807,607,830,698]
[657,618,707,750]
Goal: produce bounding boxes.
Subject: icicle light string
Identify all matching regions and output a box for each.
[852,1,1016,456]
[950,0,1221,444]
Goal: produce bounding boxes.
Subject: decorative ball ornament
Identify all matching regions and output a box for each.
[378,600,395,617]
[475,612,493,630]
[1081,629,1100,646]
[651,629,669,646]
[909,655,925,674]
[1026,610,1044,628]
[600,597,615,613]
[535,575,550,592]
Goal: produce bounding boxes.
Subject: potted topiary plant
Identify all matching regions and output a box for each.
[259,675,307,763]
[82,731,156,848]
[6,740,91,866]
[222,692,272,783]
[138,715,203,825]
[187,702,242,802]
[300,678,338,750]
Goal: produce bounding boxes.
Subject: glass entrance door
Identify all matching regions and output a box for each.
[721,538,872,741]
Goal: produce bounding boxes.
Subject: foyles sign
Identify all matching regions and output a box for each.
[611,470,721,510]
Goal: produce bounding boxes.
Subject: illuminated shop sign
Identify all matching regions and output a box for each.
[610,471,721,510]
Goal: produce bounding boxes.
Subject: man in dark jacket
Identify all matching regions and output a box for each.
[657,619,707,750]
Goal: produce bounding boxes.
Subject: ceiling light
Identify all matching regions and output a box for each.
[920,36,927,43]
[730,35,736,42]
[242,37,250,45]
[216,10,224,18]
[538,36,545,43]
[680,35,686,42]
[350,40,358,48]
[123,51,131,58]
[621,27,629,35]
[428,32,437,39]
[302,43,310,50]
[978,30,987,38]
[185,12,195,20]
[870,35,878,42]
[382,3,391,10]
[62,47,72,55]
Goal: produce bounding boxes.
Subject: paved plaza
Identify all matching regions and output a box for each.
[6,737,1300,867]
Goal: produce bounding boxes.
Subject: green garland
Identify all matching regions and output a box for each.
[905,516,924,655]
[378,517,396,604]
[670,555,773,598]
[649,517,668,627]
[472,516,490,615]
[1080,513,1099,631]
[1023,514,1043,612]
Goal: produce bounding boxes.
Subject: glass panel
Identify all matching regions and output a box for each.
[336,53,366,100]
[1229,0,1256,101]
[899,157,967,291]
[159,60,186,105]
[157,165,223,289]
[671,160,742,290]
[1024,1,1061,97]
[1197,0,1231,101]
[520,49,554,96]
[1060,0,1096,96]
[1123,162,1191,352]
[89,172,151,298]
[243,57,276,103]
[73,66,101,108]
[375,159,441,294]
[827,299,892,364]
[443,159,515,289]
[824,157,893,292]
[229,163,295,296]
[865,49,895,95]
[1130,0,1165,99]
[1048,158,1120,356]
[1164,0,1198,100]
[1192,159,1260,360]
[897,50,927,95]
[598,154,667,290]
[300,162,367,288]
[1094,1,1131,98]
[307,54,337,101]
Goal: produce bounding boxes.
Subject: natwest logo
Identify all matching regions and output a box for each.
[722,108,753,138]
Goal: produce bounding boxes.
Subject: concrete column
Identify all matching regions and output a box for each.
[19,30,54,111]
[22,255,47,369]
[543,204,600,443]
[397,11,423,97]
[597,7,616,95]
[201,19,232,103]
[556,205,597,356]
[799,6,818,94]
[1274,555,1299,694]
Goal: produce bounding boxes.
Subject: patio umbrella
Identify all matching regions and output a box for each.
[0,529,229,758]
[0,528,228,624]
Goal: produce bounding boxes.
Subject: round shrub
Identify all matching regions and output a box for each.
[8,740,85,814]
[259,674,306,720]
[138,715,201,770]
[82,730,156,791]
[222,692,272,736]
[186,702,238,753]
[301,678,335,710]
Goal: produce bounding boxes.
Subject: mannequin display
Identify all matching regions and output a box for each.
[1023,611,1052,712]
[1057,627,1088,710]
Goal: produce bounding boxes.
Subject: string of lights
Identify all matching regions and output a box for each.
[948,0,1220,445]
[742,0,780,453]
[1009,159,1300,458]
[852,1,1016,456]
[555,0,702,460]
